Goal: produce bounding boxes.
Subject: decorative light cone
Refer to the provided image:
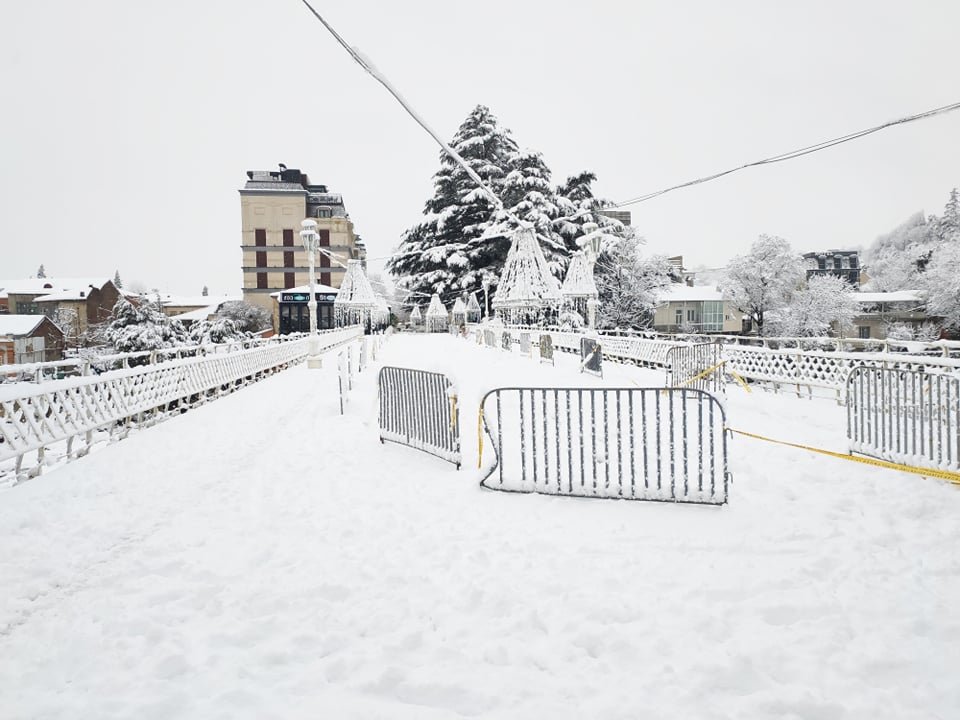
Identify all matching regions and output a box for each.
[492,227,562,326]
[466,292,482,323]
[334,259,378,329]
[425,293,449,333]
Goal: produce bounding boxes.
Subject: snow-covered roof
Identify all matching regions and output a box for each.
[169,304,222,322]
[560,252,598,298]
[34,288,96,303]
[492,228,561,308]
[853,291,922,304]
[158,294,241,308]
[654,284,725,303]
[334,260,377,307]
[269,284,339,298]
[426,294,448,318]
[0,315,45,337]
[0,277,110,295]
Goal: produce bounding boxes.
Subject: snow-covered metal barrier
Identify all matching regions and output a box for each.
[0,327,363,484]
[544,331,678,368]
[847,366,960,474]
[479,386,730,505]
[666,342,724,395]
[377,366,460,468]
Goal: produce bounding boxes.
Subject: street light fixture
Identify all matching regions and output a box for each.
[299,219,323,368]
[581,222,602,332]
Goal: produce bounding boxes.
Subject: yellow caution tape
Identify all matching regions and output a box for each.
[477,406,484,469]
[671,361,727,389]
[727,427,960,486]
[729,370,752,393]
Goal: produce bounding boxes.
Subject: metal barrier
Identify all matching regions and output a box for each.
[666,342,724,395]
[480,387,730,504]
[847,366,960,473]
[378,366,461,468]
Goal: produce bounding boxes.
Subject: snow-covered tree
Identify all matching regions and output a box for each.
[719,235,803,336]
[919,241,960,329]
[388,105,518,305]
[863,212,935,291]
[595,242,673,330]
[490,149,568,279]
[36,264,46,278]
[104,296,187,354]
[113,270,123,289]
[769,274,859,337]
[202,285,209,297]
[52,307,80,348]
[188,317,242,345]
[554,172,635,255]
[217,301,271,333]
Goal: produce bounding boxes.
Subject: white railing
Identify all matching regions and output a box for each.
[1,327,362,485]
[723,344,960,399]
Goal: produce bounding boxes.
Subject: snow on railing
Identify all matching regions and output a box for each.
[0,335,301,385]
[0,326,362,486]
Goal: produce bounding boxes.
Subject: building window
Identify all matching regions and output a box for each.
[284,272,295,289]
[849,256,859,268]
[321,272,331,287]
[834,257,843,270]
[315,208,332,218]
[284,251,294,268]
[320,252,330,269]
[257,273,267,289]
[256,251,266,268]
[675,309,683,326]
[255,228,266,247]
[702,301,724,332]
[318,229,330,247]
[283,229,294,246]
[687,308,696,322]
[859,326,871,339]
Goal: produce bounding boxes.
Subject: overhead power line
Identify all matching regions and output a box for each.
[614,100,960,208]
[299,0,510,217]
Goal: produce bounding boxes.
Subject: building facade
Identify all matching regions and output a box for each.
[651,284,744,334]
[803,250,862,288]
[239,166,366,320]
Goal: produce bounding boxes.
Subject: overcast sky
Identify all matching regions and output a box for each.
[3,1,958,295]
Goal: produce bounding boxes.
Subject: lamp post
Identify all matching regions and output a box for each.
[299,219,322,368]
[581,222,602,332]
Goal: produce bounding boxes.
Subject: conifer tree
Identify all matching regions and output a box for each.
[36,264,46,278]
[387,105,518,305]
[113,270,123,289]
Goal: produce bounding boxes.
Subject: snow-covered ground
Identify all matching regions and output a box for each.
[1,333,958,719]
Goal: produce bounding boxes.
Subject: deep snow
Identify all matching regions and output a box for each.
[1,333,958,719]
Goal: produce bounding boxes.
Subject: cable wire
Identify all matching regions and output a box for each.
[614,100,960,207]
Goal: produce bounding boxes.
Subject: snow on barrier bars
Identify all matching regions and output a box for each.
[0,327,362,482]
[666,342,724,395]
[847,366,960,473]
[378,366,461,468]
[479,386,731,504]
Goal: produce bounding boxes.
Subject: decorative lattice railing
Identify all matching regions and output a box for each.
[0,327,362,484]
[723,344,960,397]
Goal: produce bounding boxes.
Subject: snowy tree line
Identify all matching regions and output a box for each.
[386,104,672,326]
[719,186,960,338]
[102,297,272,354]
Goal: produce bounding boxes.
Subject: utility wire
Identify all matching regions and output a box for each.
[614,100,960,208]
[299,0,510,218]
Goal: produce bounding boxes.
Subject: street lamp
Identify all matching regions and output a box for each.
[299,219,323,368]
[581,222,602,332]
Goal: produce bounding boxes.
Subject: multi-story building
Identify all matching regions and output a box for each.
[802,250,861,288]
[239,165,366,324]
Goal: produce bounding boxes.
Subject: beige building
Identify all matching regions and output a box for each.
[652,284,744,334]
[239,165,366,323]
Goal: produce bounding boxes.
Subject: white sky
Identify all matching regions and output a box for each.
[3,0,958,294]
